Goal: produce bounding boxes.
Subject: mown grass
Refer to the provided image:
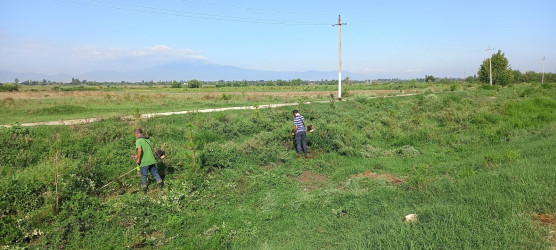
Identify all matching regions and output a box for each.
[0,83,555,249]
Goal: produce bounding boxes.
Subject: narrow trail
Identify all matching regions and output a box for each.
[2,93,419,127]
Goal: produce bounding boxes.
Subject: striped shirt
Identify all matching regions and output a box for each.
[293,115,305,133]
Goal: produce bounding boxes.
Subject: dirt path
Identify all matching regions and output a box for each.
[2,93,418,128]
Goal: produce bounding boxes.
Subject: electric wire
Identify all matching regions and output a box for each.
[178,0,327,16]
[52,0,330,26]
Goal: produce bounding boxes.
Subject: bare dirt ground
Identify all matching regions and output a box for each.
[291,170,329,192]
[533,213,556,249]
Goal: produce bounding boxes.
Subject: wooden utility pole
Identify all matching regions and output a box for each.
[541,56,547,84]
[333,15,346,98]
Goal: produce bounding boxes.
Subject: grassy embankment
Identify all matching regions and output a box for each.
[0,83,555,248]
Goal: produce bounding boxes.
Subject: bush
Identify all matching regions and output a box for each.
[188,79,202,88]
[0,125,44,169]
[541,83,555,89]
[171,81,182,88]
[0,83,19,92]
[354,95,369,104]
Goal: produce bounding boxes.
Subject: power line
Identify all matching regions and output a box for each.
[178,0,327,16]
[52,0,330,26]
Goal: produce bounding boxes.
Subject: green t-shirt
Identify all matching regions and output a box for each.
[136,138,157,167]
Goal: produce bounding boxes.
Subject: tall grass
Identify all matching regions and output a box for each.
[0,83,554,248]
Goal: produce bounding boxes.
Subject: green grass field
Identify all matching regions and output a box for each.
[1,83,555,249]
[0,83,435,124]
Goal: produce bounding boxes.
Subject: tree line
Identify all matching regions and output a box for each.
[477,50,555,85]
[2,50,553,90]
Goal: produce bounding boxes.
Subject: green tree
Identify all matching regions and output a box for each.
[0,83,19,92]
[512,70,523,83]
[171,80,182,88]
[521,71,539,83]
[478,50,513,86]
[291,78,303,86]
[14,78,19,84]
[276,79,288,86]
[425,75,436,83]
[343,76,350,85]
[188,79,201,88]
[465,76,475,83]
[71,78,81,85]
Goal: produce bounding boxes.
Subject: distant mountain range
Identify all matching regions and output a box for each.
[0,61,372,83]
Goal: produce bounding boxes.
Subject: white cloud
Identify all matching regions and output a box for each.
[0,35,207,74]
[74,45,206,61]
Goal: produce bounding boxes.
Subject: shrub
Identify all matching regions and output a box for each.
[0,216,22,244]
[0,83,19,92]
[541,83,554,89]
[0,125,43,169]
[188,79,201,88]
[171,81,182,88]
[354,94,369,104]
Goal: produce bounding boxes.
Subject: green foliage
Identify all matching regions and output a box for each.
[0,124,44,169]
[188,79,201,88]
[341,88,349,97]
[170,80,182,88]
[478,50,514,86]
[0,84,555,248]
[0,83,20,92]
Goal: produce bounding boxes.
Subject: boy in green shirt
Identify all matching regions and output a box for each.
[132,128,163,194]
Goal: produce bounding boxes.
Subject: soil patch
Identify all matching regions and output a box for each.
[533,213,556,248]
[535,213,556,225]
[353,169,407,185]
[291,170,329,192]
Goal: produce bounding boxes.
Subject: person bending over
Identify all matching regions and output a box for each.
[132,128,163,194]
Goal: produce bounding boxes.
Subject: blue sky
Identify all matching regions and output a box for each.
[1,0,555,79]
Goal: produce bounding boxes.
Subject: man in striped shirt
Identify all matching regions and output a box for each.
[291,110,308,157]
